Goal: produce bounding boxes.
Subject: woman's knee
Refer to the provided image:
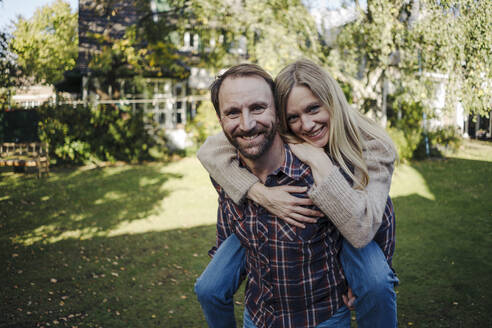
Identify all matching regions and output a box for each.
[194,275,221,303]
[361,270,396,300]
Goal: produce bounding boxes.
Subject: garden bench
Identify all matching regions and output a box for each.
[0,142,49,177]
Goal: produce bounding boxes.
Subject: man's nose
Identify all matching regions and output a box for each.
[301,115,315,131]
[240,111,256,131]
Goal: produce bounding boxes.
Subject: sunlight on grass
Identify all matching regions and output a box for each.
[390,164,435,200]
[94,191,124,204]
[106,157,218,237]
[2,140,491,327]
[4,139,490,247]
[448,139,492,162]
[13,224,101,245]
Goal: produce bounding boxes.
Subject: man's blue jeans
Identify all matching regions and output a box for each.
[243,306,351,328]
[194,234,398,328]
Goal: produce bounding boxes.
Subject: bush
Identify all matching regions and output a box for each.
[186,101,222,147]
[38,103,168,165]
[387,127,421,162]
[413,125,463,159]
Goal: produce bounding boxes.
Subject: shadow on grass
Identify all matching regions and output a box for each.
[0,164,183,244]
[1,225,223,328]
[392,157,492,327]
[1,154,491,328]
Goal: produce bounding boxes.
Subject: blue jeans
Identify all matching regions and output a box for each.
[194,235,398,328]
[243,306,351,328]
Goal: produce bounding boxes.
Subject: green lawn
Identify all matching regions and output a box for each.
[1,140,491,327]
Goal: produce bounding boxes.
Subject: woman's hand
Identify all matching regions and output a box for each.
[247,183,323,228]
[289,143,330,166]
[342,287,356,310]
[289,143,335,185]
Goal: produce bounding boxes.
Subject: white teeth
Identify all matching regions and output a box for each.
[242,134,259,140]
[305,128,323,137]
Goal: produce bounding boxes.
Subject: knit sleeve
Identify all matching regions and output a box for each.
[197,132,259,205]
[308,136,396,248]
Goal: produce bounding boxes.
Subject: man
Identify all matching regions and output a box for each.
[199,63,351,328]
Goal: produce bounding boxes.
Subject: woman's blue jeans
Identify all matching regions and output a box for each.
[194,234,398,328]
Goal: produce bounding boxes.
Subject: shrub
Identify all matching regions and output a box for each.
[387,127,421,162]
[414,125,463,159]
[186,101,222,147]
[38,103,168,165]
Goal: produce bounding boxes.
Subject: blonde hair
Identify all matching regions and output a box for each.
[275,59,396,189]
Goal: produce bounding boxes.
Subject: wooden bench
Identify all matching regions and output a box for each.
[0,142,50,177]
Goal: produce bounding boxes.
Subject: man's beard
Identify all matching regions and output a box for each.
[224,123,277,160]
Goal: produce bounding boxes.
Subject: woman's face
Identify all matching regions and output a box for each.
[285,85,330,148]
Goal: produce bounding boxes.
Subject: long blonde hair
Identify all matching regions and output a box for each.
[275,59,396,189]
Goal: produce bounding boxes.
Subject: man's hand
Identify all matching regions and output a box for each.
[342,287,356,310]
[247,183,323,228]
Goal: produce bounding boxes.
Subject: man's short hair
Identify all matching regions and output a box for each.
[210,63,275,117]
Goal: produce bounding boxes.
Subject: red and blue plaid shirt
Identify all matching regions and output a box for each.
[210,144,348,328]
[209,144,397,328]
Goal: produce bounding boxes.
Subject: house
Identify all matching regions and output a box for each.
[56,0,247,147]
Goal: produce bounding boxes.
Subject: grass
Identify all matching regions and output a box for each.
[1,139,491,327]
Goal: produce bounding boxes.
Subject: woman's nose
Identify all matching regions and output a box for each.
[301,116,315,131]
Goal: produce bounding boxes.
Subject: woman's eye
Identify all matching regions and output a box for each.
[308,105,320,113]
[287,115,298,123]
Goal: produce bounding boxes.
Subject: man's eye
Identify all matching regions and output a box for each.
[252,105,265,112]
[227,110,240,117]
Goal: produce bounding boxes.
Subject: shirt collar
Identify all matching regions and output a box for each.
[236,143,307,182]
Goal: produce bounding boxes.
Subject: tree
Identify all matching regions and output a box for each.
[0,0,23,109]
[442,0,491,116]
[86,0,326,98]
[192,0,324,75]
[332,0,491,123]
[9,0,78,85]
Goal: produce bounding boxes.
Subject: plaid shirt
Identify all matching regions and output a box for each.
[210,144,347,328]
[374,196,396,270]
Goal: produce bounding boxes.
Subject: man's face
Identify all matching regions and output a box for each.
[218,75,277,160]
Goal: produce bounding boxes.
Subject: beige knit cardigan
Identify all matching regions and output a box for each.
[197,131,396,248]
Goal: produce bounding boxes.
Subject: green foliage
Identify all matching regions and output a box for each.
[387,100,424,161]
[9,0,78,85]
[387,127,421,162]
[420,0,492,116]
[0,110,40,143]
[0,31,22,107]
[413,125,463,159]
[37,103,168,164]
[333,0,491,121]
[186,101,222,147]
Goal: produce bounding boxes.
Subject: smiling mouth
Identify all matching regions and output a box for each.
[304,126,326,139]
[240,133,261,141]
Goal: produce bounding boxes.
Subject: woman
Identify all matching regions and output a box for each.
[195,59,398,328]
